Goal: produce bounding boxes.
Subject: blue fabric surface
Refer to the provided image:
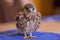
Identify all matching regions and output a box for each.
[0,30,60,40]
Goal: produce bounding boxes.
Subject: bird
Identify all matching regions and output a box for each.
[15,3,41,38]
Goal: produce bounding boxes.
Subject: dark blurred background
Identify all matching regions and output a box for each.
[0,0,60,23]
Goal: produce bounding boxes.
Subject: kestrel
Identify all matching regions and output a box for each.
[16,3,41,38]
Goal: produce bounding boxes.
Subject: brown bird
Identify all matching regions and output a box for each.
[16,3,41,38]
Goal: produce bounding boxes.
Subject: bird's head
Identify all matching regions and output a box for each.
[23,3,37,13]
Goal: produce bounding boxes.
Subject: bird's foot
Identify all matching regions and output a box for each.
[24,36,36,38]
[28,36,36,38]
[24,36,29,38]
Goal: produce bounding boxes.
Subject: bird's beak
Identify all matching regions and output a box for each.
[29,8,33,12]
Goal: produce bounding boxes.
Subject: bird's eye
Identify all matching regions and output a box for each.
[33,8,34,10]
[26,7,28,10]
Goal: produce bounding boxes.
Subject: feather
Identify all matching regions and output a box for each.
[16,3,41,33]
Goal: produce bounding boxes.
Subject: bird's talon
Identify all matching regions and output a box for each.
[24,36,29,38]
[24,36,28,38]
[29,36,36,38]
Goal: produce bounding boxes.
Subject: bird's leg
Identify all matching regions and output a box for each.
[29,32,36,38]
[24,32,29,38]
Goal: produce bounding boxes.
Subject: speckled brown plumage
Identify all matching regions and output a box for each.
[16,3,41,38]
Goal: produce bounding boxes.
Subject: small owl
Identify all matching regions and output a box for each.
[16,3,41,38]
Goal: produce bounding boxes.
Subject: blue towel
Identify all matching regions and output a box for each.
[0,30,60,40]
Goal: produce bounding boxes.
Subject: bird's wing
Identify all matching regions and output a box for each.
[36,11,41,26]
[37,12,41,19]
[15,12,24,21]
